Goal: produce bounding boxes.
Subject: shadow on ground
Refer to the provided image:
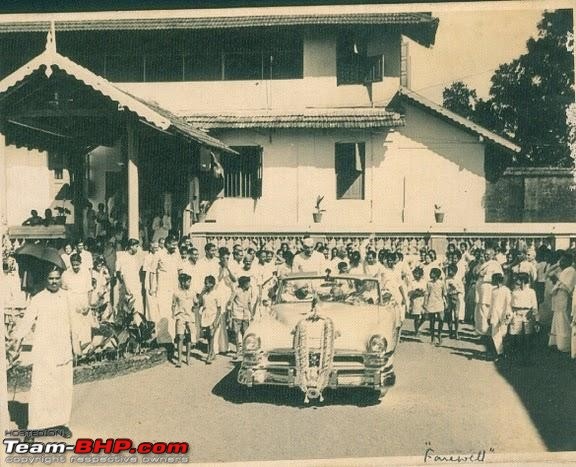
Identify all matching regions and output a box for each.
[494,331,576,452]
[212,366,383,408]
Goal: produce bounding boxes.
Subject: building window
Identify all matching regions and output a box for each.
[222,146,263,198]
[337,35,383,85]
[54,169,64,180]
[335,143,365,200]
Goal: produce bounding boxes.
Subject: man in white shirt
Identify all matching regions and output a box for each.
[76,240,93,273]
[329,246,349,274]
[143,240,161,323]
[116,238,145,316]
[254,250,275,285]
[229,246,245,280]
[196,243,220,285]
[155,235,182,345]
[292,238,327,274]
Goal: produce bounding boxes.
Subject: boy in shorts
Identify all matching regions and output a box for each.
[228,276,257,361]
[172,272,197,367]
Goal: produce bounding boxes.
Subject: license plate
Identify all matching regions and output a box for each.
[338,375,363,386]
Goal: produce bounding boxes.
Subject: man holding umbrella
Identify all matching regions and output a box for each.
[8,263,74,439]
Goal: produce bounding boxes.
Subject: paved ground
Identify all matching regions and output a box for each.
[9,321,576,463]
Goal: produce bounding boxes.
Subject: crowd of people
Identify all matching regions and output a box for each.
[4,233,576,369]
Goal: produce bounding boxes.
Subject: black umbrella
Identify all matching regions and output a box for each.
[14,243,66,270]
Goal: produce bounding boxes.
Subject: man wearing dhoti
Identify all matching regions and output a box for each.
[116,238,145,317]
[62,253,93,355]
[474,248,503,336]
[155,235,181,351]
[488,273,512,359]
[10,267,74,437]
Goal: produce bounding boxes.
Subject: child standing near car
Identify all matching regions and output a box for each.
[172,272,197,368]
[227,276,257,361]
[198,275,221,364]
[424,268,446,346]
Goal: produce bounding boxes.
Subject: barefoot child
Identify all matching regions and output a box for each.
[409,267,426,335]
[227,276,257,361]
[198,275,221,364]
[172,272,197,367]
[443,264,464,339]
[424,268,446,345]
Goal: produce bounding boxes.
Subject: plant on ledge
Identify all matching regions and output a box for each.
[434,204,445,223]
[313,195,326,223]
[54,206,71,225]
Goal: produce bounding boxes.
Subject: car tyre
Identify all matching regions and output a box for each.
[377,388,389,400]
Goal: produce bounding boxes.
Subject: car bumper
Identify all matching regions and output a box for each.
[237,363,396,390]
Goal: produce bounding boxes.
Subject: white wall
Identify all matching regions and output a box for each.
[204,105,486,230]
[5,145,59,225]
[87,141,123,207]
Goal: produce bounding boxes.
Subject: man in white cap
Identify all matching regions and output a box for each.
[292,237,327,274]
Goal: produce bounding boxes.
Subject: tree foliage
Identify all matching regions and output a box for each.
[442,9,575,167]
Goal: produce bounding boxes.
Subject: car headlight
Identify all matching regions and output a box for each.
[244,334,261,352]
[367,335,387,353]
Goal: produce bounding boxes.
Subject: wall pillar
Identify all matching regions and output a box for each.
[126,117,139,240]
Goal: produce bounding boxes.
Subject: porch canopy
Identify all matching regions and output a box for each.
[0,27,234,239]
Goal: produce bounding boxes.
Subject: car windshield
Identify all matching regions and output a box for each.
[277,277,381,305]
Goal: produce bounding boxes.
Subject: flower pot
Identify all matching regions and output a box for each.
[55,216,67,225]
[434,212,445,223]
[313,212,323,223]
[197,213,207,223]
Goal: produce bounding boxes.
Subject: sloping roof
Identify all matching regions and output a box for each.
[0,12,439,47]
[394,87,521,153]
[0,43,234,153]
[185,108,405,129]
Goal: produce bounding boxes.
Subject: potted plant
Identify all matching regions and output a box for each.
[197,201,211,223]
[54,206,71,225]
[313,195,326,223]
[434,204,445,223]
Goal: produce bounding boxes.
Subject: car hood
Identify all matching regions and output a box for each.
[249,302,397,352]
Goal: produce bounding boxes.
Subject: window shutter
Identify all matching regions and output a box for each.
[366,55,384,83]
[252,146,263,199]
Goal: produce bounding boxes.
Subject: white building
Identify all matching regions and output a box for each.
[4,5,565,250]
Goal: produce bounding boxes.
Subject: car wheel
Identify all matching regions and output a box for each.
[376,388,389,400]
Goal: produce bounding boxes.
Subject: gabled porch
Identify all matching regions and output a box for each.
[0,25,235,242]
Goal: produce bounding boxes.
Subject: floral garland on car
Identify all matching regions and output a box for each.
[293,299,335,403]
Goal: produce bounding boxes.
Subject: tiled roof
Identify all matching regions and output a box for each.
[0,40,235,153]
[185,108,405,129]
[394,87,521,153]
[0,13,439,46]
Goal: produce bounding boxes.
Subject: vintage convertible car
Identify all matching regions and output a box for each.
[237,273,401,402]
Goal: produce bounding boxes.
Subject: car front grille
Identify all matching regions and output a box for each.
[266,351,365,366]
